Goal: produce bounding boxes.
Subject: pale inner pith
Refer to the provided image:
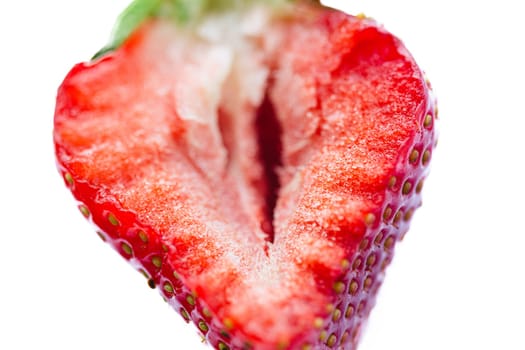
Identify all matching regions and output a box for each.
[152,8,324,250]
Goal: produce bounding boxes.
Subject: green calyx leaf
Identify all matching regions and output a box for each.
[92,0,319,60]
[93,0,162,59]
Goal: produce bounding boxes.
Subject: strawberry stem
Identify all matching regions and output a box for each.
[93,0,162,59]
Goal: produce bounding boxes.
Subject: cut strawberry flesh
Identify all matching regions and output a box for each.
[55,5,435,349]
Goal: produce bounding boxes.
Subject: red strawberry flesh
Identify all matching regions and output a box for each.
[55,4,436,350]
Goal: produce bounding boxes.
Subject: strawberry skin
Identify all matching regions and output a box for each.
[54,1,436,349]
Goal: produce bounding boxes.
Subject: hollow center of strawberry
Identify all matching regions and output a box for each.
[254,92,282,240]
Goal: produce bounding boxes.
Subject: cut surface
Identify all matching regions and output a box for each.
[55,4,435,349]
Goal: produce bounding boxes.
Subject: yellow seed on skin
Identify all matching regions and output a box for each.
[198,320,209,333]
[138,269,149,279]
[163,282,174,294]
[366,254,377,268]
[319,331,328,342]
[364,213,375,226]
[121,242,132,256]
[301,344,312,350]
[108,213,119,226]
[96,231,106,241]
[333,281,346,294]
[203,308,212,319]
[151,256,162,268]
[326,334,337,347]
[359,239,369,251]
[424,114,433,128]
[422,149,431,165]
[64,172,74,186]
[402,181,412,195]
[138,230,148,243]
[186,294,196,306]
[393,210,403,226]
[180,308,190,322]
[388,176,397,189]
[345,304,355,318]
[352,257,362,271]
[341,259,350,270]
[356,12,367,19]
[314,317,324,329]
[277,341,289,350]
[349,280,359,295]
[416,180,424,194]
[223,318,234,330]
[326,304,335,313]
[404,209,415,222]
[374,231,385,245]
[409,149,419,164]
[383,206,392,221]
[78,205,90,218]
[218,341,230,350]
[332,308,342,322]
[384,236,395,250]
[363,276,373,291]
[340,331,349,345]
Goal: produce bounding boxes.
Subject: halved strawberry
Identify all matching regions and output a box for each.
[54,0,436,349]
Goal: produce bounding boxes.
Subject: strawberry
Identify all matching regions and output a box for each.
[54,0,436,349]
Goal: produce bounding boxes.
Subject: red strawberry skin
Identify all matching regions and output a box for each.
[54,3,436,350]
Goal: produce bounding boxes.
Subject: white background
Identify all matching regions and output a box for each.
[1,0,524,349]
